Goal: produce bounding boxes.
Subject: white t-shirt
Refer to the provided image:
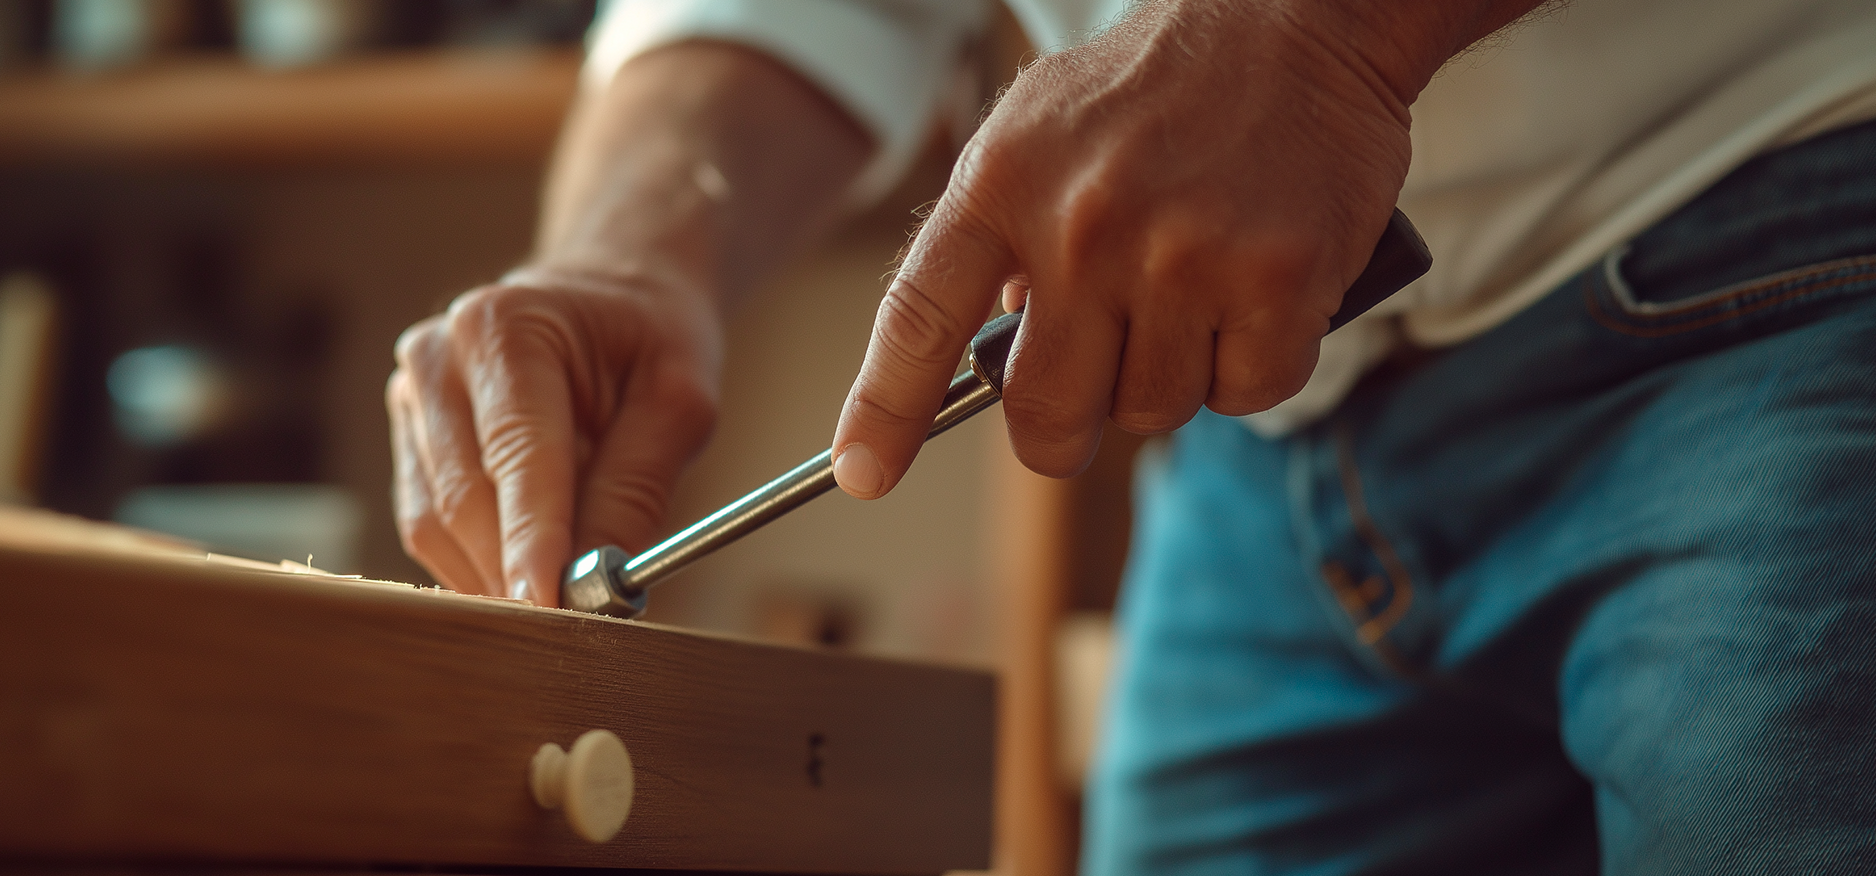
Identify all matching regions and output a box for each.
[586,0,1876,433]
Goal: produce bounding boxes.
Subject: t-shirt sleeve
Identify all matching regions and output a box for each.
[584,0,992,208]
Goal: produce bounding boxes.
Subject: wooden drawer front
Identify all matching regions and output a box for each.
[0,548,994,874]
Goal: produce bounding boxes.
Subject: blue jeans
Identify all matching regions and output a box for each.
[1085,119,1876,874]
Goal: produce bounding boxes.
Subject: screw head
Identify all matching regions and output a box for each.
[561,545,646,617]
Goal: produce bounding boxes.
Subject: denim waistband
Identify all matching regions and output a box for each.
[1352,118,1876,421]
[1620,117,1876,308]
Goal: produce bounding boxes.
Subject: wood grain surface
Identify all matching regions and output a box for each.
[0,526,994,874]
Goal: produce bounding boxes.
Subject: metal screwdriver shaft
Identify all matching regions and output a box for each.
[562,208,1430,618]
[561,358,1004,617]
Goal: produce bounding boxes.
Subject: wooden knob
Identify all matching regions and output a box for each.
[530,729,634,843]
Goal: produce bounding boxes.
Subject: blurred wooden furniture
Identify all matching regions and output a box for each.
[0,49,579,168]
[0,509,994,874]
[0,272,58,504]
[989,426,1145,876]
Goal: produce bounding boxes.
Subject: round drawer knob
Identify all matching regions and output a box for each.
[530,729,635,843]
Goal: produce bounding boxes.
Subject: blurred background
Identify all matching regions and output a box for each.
[0,3,1137,873]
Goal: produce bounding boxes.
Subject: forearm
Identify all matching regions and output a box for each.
[532,41,875,308]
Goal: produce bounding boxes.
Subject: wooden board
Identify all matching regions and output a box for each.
[0,512,994,874]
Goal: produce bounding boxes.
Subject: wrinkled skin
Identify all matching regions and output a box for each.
[387,269,721,601]
[388,1,1539,603]
[830,0,1536,497]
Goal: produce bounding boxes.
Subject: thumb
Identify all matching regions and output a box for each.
[833,204,1014,499]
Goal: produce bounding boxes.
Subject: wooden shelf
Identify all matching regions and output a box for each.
[0,49,580,169]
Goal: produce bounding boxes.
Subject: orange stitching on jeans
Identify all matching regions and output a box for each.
[1586,255,1876,338]
[1332,426,1415,646]
[1321,560,1414,676]
[1320,561,1372,622]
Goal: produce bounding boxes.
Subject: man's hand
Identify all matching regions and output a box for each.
[831,0,1538,497]
[388,44,870,604]
[388,272,720,602]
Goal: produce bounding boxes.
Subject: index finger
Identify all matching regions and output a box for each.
[832,202,1013,499]
[455,322,580,607]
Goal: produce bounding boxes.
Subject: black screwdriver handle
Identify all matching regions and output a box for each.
[969,207,1431,393]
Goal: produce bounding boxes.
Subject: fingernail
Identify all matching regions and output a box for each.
[833,443,883,498]
[508,578,533,603]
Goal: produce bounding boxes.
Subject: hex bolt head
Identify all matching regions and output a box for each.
[560,545,645,617]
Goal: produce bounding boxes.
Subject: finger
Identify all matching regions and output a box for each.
[1001,275,1031,314]
[1206,234,1336,416]
[457,312,579,607]
[572,358,718,556]
[833,204,1015,499]
[1207,303,1324,417]
[398,326,506,594]
[1108,313,1213,435]
[387,371,487,592]
[998,286,1125,477]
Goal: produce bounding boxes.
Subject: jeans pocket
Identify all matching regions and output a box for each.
[1587,247,1876,338]
[1583,119,1876,337]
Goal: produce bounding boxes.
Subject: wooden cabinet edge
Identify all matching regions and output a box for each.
[0,544,994,874]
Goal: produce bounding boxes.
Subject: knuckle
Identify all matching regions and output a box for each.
[449,285,552,345]
[393,317,443,369]
[476,286,543,327]
[1056,180,1120,267]
[1209,356,1312,416]
[446,289,582,385]
[1001,388,1091,449]
[1109,348,1206,435]
[1110,408,1189,435]
[1208,300,1322,416]
[427,468,488,531]
[398,512,450,565]
[583,471,675,547]
[445,284,509,326]
[652,367,720,436]
[1008,427,1097,479]
[1231,239,1321,308]
[935,145,1028,250]
[384,370,407,407]
[477,417,538,480]
[1141,221,1222,295]
[845,391,929,433]
[873,280,968,372]
[952,133,1023,196]
[1206,359,1278,414]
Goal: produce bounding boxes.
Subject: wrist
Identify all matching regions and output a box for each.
[532,117,732,305]
[500,260,721,323]
[1271,0,1547,107]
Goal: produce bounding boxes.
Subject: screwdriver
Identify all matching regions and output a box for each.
[562,209,1432,618]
